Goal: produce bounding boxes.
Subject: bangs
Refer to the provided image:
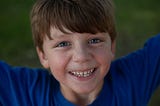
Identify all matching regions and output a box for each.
[38,0,113,36]
[50,0,109,34]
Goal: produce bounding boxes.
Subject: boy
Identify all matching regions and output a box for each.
[0,0,160,106]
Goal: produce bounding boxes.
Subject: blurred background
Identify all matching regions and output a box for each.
[0,0,159,105]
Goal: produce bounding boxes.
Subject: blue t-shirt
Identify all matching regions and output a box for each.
[0,34,160,106]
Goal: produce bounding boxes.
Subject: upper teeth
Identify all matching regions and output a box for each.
[70,69,94,77]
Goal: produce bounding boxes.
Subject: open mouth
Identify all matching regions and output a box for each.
[69,68,96,78]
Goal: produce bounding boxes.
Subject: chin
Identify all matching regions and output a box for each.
[73,85,99,95]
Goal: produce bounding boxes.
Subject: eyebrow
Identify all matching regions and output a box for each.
[49,33,72,41]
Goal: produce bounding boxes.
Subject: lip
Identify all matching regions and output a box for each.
[68,68,97,81]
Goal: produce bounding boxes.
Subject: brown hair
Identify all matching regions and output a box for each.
[31,0,117,51]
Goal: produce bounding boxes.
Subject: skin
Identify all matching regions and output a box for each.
[37,27,115,106]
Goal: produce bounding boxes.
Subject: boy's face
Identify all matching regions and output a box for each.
[37,27,115,96]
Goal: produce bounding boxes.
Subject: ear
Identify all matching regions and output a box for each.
[36,47,49,69]
[111,40,116,60]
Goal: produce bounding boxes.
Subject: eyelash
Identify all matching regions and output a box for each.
[56,41,71,47]
[88,38,102,44]
[55,38,103,48]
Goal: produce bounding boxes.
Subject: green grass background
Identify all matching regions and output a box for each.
[0,0,160,105]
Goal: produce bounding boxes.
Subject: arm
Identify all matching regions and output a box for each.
[112,34,160,104]
[0,61,51,105]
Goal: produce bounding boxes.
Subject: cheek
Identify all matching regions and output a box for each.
[94,47,113,68]
[47,53,69,79]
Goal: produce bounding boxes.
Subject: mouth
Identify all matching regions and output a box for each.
[69,68,96,78]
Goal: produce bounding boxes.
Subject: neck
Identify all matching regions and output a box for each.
[60,81,104,106]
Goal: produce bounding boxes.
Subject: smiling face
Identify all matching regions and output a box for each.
[37,27,115,101]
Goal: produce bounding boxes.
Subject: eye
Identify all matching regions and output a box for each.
[88,38,102,44]
[56,41,71,47]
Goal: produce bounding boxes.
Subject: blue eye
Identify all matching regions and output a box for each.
[56,41,71,47]
[88,38,102,44]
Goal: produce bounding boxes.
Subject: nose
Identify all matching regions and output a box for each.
[72,45,92,63]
